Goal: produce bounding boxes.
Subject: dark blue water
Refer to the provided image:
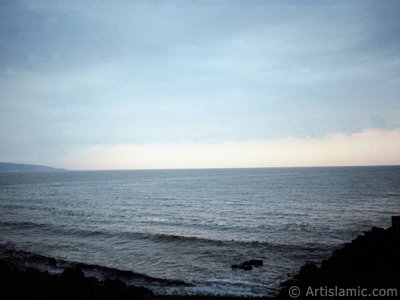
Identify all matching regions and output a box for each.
[0,167,399,296]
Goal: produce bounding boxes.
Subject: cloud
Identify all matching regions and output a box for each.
[60,128,400,170]
[0,2,399,166]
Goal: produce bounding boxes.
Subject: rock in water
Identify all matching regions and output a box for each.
[231,259,263,271]
[247,259,263,267]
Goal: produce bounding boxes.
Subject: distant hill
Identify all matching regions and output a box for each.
[0,162,65,172]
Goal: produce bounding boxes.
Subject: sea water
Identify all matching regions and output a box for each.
[0,166,399,296]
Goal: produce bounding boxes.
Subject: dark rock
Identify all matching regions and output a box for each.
[243,264,253,271]
[247,259,263,266]
[0,260,18,280]
[127,284,153,296]
[277,226,400,299]
[104,278,127,290]
[232,263,250,270]
[231,264,241,269]
[231,259,263,271]
[296,263,318,280]
[61,267,85,281]
[0,260,154,300]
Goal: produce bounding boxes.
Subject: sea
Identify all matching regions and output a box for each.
[0,166,399,296]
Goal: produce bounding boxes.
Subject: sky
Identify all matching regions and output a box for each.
[0,0,399,170]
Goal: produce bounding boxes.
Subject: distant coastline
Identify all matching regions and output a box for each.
[0,162,65,173]
[2,162,399,173]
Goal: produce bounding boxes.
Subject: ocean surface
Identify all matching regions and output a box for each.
[0,166,399,296]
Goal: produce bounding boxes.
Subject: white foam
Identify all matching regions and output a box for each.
[150,281,275,297]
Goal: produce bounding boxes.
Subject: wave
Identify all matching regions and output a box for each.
[0,243,187,286]
[0,243,273,296]
[0,220,336,253]
[0,220,50,230]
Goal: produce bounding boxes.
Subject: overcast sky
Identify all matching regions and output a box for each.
[1,0,399,169]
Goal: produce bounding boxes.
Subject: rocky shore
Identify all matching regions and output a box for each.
[1,224,399,300]
[278,226,400,299]
[0,262,152,300]
[0,258,272,300]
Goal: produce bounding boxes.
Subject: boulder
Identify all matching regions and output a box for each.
[247,259,263,267]
[231,259,263,271]
[60,267,85,281]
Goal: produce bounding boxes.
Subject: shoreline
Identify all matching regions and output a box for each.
[1,224,399,299]
[278,225,400,299]
[0,258,272,300]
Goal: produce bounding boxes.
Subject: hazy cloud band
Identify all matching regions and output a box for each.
[60,128,400,170]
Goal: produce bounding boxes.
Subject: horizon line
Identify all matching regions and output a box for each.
[2,161,399,173]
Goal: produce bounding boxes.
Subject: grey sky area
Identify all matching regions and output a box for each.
[0,1,399,167]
